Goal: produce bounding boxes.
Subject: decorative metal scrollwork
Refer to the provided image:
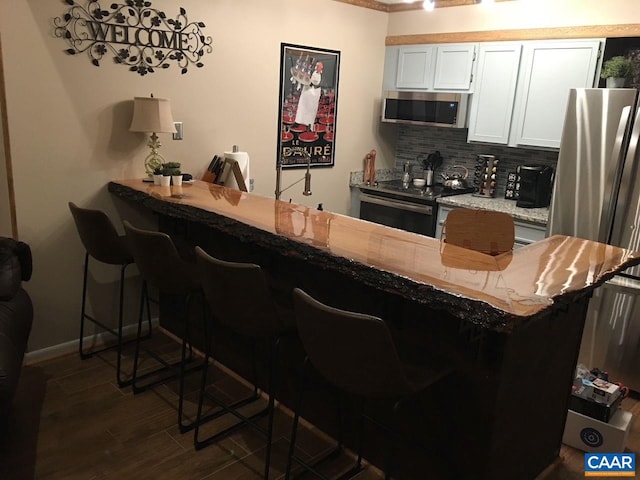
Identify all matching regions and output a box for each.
[53,0,213,75]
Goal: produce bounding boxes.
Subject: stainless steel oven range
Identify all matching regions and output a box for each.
[359,180,474,237]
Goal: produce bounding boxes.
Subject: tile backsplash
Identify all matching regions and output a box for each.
[394,125,559,198]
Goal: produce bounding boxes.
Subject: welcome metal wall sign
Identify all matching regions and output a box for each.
[53,0,213,75]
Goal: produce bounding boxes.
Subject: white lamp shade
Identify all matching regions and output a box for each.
[129,96,176,134]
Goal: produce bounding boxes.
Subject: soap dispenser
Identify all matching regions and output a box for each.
[402,162,411,185]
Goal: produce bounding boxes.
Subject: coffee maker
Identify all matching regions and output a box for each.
[516,165,554,208]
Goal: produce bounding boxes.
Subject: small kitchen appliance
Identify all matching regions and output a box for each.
[382,91,469,128]
[516,165,554,208]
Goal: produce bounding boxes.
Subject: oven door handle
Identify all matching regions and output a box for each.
[360,193,433,215]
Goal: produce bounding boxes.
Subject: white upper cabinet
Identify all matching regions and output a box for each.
[433,44,476,90]
[396,45,434,89]
[385,39,603,149]
[512,40,602,149]
[389,43,477,92]
[467,43,522,144]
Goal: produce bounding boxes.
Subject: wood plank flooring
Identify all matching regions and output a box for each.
[2,331,640,480]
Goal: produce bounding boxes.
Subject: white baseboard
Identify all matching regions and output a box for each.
[24,319,159,365]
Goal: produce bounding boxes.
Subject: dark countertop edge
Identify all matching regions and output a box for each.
[108,181,610,333]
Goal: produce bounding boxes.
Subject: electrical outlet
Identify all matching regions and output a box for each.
[173,122,183,140]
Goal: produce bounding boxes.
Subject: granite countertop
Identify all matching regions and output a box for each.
[437,193,549,225]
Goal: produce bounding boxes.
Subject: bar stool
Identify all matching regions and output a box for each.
[442,209,515,255]
[193,246,295,480]
[122,220,202,433]
[68,202,150,388]
[286,288,452,480]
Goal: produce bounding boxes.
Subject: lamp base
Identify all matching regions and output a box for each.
[145,153,165,178]
[144,132,166,177]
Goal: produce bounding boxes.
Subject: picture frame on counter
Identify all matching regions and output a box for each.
[277,43,340,169]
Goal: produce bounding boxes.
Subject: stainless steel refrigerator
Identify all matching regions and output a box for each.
[547,87,640,392]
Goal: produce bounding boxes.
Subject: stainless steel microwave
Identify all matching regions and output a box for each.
[381,91,469,128]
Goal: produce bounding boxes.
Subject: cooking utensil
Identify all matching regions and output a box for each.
[418,151,443,187]
[441,165,470,190]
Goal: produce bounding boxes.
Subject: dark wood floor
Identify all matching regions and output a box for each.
[2,331,640,480]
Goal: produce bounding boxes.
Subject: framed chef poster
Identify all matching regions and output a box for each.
[277,43,340,169]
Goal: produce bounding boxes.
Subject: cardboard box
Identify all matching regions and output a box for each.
[562,409,632,453]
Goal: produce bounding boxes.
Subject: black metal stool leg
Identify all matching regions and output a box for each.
[385,399,403,480]
[79,252,91,359]
[285,358,308,480]
[179,293,196,433]
[78,253,137,388]
[354,397,365,472]
[251,341,260,397]
[192,340,268,450]
[193,313,213,449]
[264,336,281,480]
[142,283,153,340]
[286,360,360,480]
[116,263,131,388]
[131,280,147,393]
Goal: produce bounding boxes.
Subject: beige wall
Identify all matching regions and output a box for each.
[3,0,640,355]
[387,0,640,35]
[0,0,391,354]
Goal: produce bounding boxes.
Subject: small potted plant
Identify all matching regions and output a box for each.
[161,161,181,174]
[152,166,163,186]
[159,162,180,186]
[171,168,183,187]
[601,56,634,88]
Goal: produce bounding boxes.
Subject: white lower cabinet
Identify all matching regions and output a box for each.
[436,205,546,248]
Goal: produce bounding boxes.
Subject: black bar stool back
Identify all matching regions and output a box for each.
[287,288,452,480]
[122,220,201,433]
[68,202,145,388]
[194,246,294,480]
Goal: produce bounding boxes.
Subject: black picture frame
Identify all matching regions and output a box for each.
[277,43,340,169]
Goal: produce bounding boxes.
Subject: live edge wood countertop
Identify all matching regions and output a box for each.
[109,179,640,332]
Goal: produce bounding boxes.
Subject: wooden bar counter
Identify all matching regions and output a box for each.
[109,179,640,480]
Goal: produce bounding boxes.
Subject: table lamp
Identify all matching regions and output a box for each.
[129,94,176,178]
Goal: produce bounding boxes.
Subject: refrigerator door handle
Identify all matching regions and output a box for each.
[598,105,635,244]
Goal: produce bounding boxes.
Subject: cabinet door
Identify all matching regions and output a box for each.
[433,44,477,90]
[396,45,434,89]
[514,40,602,149]
[435,205,453,240]
[467,43,522,144]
